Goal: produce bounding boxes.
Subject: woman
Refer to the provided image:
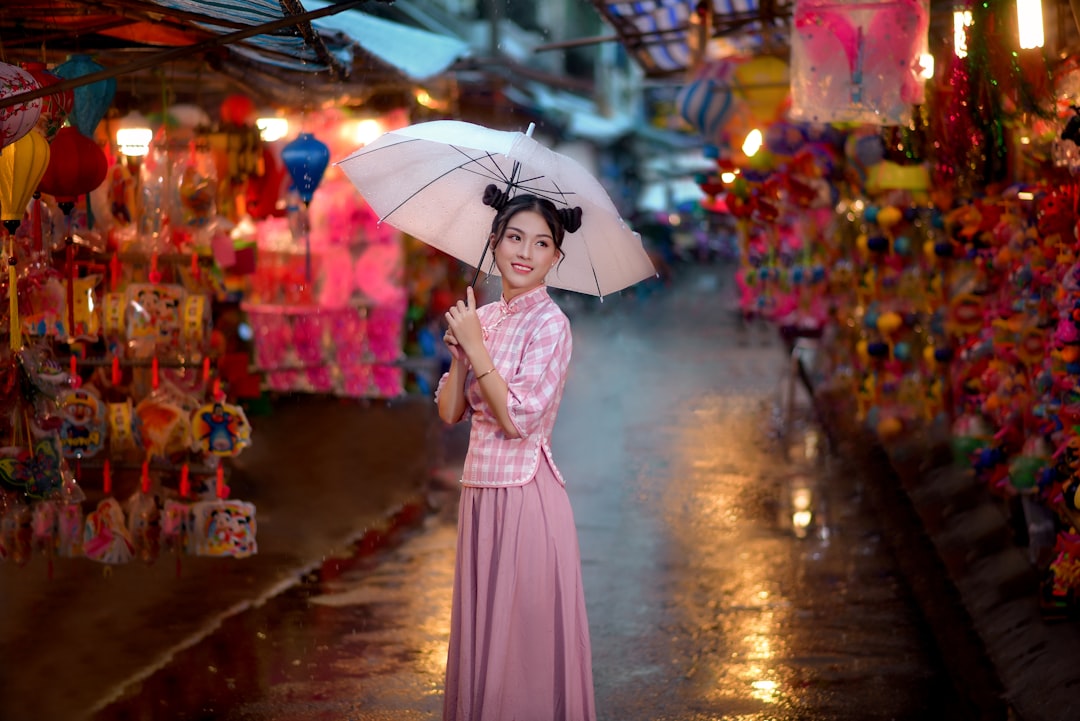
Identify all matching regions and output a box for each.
[436,184,596,721]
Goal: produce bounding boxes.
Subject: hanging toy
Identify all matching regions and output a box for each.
[190,399,252,457]
[82,497,134,564]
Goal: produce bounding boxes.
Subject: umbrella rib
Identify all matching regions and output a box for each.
[375,149,515,223]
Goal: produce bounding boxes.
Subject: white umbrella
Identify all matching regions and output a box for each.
[337,120,656,297]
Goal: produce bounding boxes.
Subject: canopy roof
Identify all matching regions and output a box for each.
[589,0,791,79]
[0,0,470,111]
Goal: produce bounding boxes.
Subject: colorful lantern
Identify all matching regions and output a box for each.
[219,93,256,126]
[676,58,738,140]
[19,62,73,141]
[733,56,790,123]
[0,128,50,234]
[0,62,42,150]
[52,54,116,138]
[281,133,330,205]
[37,127,108,210]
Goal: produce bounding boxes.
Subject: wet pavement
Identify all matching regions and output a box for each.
[15,266,978,721]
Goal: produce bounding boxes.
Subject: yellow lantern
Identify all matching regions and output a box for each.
[0,128,49,351]
[733,56,789,123]
[0,128,50,233]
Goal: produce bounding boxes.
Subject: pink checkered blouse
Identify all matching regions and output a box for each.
[435,285,572,487]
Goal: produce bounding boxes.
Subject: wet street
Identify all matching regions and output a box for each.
[88,265,964,721]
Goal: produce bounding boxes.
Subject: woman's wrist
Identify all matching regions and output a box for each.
[475,366,496,380]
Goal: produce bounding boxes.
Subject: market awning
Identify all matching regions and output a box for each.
[0,0,469,110]
[305,0,471,81]
[588,0,792,79]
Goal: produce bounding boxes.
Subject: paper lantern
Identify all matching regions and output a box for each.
[281,133,330,205]
[19,62,73,141]
[52,54,116,138]
[789,0,929,125]
[0,129,50,233]
[676,59,738,139]
[220,93,255,126]
[37,127,108,210]
[0,62,42,150]
[733,56,789,123]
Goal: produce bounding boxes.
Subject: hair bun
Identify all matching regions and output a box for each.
[558,206,583,234]
[482,184,510,210]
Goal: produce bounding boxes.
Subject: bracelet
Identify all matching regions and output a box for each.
[475,367,496,380]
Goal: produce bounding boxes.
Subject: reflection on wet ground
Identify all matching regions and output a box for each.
[94,267,963,721]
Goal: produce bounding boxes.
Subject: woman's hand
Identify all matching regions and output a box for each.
[443,327,465,363]
[444,286,485,358]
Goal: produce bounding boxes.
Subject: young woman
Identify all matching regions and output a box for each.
[436,184,596,721]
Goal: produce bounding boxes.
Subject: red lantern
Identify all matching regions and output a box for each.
[19,62,73,141]
[0,62,42,150]
[219,94,255,126]
[37,127,108,212]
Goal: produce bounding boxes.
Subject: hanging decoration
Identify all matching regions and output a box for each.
[37,127,108,213]
[0,62,42,150]
[789,0,930,125]
[281,132,330,280]
[51,54,116,139]
[19,62,73,141]
[0,128,50,234]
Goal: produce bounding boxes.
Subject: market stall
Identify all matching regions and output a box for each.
[0,64,421,569]
[677,1,1080,614]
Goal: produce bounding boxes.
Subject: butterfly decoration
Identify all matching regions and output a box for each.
[0,439,65,499]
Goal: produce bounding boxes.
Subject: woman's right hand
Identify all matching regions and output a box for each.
[444,328,465,364]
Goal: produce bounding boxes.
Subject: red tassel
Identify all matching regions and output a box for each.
[110,252,120,292]
[111,355,121,385]
[191,251,199,280]
[179,463,190,498]
[215,464,225,499]
[151,356,159,389]
[202,356,211,383]
[69,355,79,387]
[103,459,112,494]
[212,378,222,401]
[141,460,151,494]
[149,251,160,284]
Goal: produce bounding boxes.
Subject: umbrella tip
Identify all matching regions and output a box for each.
[525,122,535,138]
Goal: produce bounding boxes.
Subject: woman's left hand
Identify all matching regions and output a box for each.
[445,286,484,356]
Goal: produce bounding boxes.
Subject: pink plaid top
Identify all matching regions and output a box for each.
[435,285,572,487]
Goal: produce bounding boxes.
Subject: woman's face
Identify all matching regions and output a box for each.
[492,209,560,300]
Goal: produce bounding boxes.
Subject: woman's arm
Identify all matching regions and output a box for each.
[436,354,469,424]
[444,287,521,438]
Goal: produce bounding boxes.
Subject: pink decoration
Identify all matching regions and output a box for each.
[0,62,42,149]
[790,0,929,125]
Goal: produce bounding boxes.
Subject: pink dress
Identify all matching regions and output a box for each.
[437,285,596,721]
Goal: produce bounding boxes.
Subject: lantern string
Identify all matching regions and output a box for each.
[7,234,20,352]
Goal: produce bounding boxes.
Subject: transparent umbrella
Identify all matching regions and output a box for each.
[337,120,656,297]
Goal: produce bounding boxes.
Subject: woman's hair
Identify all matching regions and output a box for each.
[482,184,582,255]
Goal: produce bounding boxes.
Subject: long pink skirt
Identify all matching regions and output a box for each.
[443,458,596,721]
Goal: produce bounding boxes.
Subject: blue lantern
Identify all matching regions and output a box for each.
[281,133,330,206]
[52,54,116,138]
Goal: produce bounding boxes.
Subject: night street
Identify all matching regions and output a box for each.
[81,265,970,721]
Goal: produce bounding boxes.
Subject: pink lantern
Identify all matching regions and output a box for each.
[0,62,42,150]
[19,62,73,141]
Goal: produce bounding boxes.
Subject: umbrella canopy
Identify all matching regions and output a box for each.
[337,120,656,297]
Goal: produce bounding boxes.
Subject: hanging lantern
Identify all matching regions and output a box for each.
[219,93,256,126]
[37,127,108,213]
[0,62,42,150]
[0,129,50,234]
[733,56,790,123]
[52,54,116,138]
[676,58,739,139]
[19,62,73,141]
[281,133,330,206]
